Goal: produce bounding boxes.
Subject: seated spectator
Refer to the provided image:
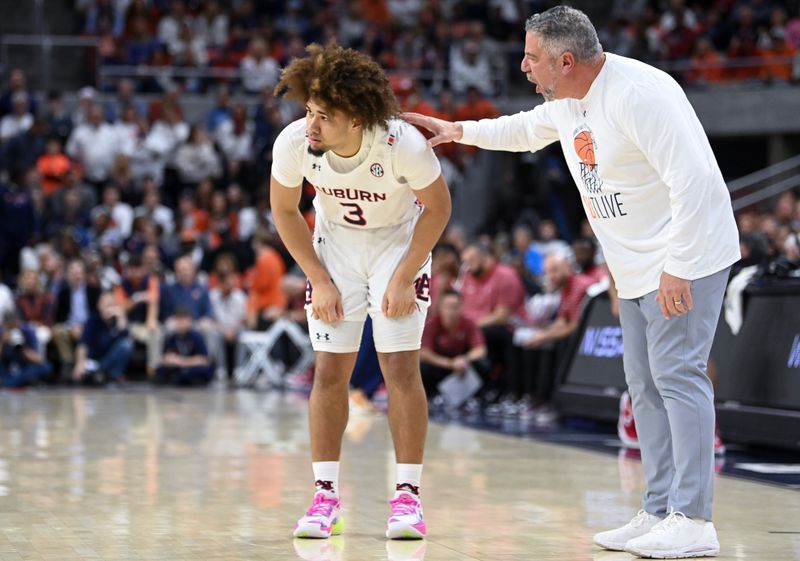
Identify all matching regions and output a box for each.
[531,219,570,258]
[161,255,221,375]
[0,310,52,388]
[501,254,595,420]
[115,255,160,377]
[72,291,133,384]
[246,229,287,329]
[155,307,213,385]
[206,84,232,133]
[36,137,71,197]
[449,40,493,96]
[429,243,460,306]
[459,242,525,400]
[42,91,72,144]
[15,268,53,346]
[240,37,280,94]
[66,103,122,188]
[174,125,222,186]
[0,69,37,119]
[420,289,488,401]
[687,37,724,84]
[135,182,174,236]
[572,237,608,284]
[216,104,254,180]
[210,270,247,379]
[0,92,33,143]
[0,276,15,319]
[53,259,101,378]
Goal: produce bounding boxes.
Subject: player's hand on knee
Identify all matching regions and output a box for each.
[311,280,344,324]
[382,280,417,319]
[400,112,463,148]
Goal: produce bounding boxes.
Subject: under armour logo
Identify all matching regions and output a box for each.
[311,163,322,171]
[316,236,325,244]
[316,332,330,341]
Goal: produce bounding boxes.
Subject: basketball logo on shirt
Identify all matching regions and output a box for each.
[370,163,384,177]
[574,128,603,194]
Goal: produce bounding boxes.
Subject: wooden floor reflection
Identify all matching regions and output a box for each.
[0,388,797,560]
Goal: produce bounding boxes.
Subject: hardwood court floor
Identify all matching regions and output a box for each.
[0,388,797,561]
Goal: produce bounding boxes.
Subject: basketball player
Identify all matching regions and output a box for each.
[404,6,739,559]
[270,44,451,540]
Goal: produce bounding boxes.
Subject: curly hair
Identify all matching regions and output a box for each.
[275,43,400,130]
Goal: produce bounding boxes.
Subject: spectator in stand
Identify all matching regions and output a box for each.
[43,91,73,144]
[429,243,460,306]
[115,254,161,377]
[0,69,37,119]
[762,30,797,82]
[572,237,608,284]
[0,310,51,388]
[227,183,258,242]
[216,104,254,182]
[193,0,229,50]
[0,92,34,143]
[161,255,221,377]
[98,184,134,239]
[210,270,247,379]
[450,39,494,96]
[155,307,213,385]
[142,105,189,185]
[454,86,500,122]
[72,291,133,384]
[134,183,174,236]
[687,37,724,84]
[240,37,281,94]
[0,176,37,281]
[247,229,287,329]
[531,219,570,257]
[169,20,208,70]
[174,125,222,186]
[66,103,122,189]
[157,0,191,53]
[0,276,13,319]
[420,288,488,401]
[176,189,209,239]
[49,168,97,223]
[53,259,101,378]
[206,85,232,133]
[15,268,53,346]
[459,242,525,400]
[36,137,71,197]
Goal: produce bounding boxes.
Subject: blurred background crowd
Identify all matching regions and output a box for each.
[0,0,798,423]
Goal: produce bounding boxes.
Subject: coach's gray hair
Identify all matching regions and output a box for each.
[524,6,603,63]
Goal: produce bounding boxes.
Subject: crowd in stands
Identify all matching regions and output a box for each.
[71,0,800,97]
[1,1,799,419]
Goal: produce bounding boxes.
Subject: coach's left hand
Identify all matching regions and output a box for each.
[656,271,694,320]
[383,276,417,319]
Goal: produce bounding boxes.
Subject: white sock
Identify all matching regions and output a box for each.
[312,461,339,495]
[395,463,422,496]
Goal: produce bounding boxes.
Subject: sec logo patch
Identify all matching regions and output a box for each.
[370,163,384,177]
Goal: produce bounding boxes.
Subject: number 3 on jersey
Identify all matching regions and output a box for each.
[340,203,367,226]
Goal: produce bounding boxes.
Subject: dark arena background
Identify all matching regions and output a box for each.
[0,1,798,560]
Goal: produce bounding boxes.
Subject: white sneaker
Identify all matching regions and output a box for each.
[625,511,720,558]
[594,510,662,551]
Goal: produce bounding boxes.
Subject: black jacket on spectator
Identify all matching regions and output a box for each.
[54,283,101,324]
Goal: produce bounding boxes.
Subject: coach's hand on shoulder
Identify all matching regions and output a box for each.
[401,112,463,148]
[311,279,344,324]
[383,276,417,319]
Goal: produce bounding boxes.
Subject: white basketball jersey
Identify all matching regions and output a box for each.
[271,117,441,229]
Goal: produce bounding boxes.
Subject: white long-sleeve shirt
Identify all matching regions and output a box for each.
[65,122,122,183]
[459,53,740,299]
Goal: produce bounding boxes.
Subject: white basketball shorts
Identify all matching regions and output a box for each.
[305,217,432,353]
